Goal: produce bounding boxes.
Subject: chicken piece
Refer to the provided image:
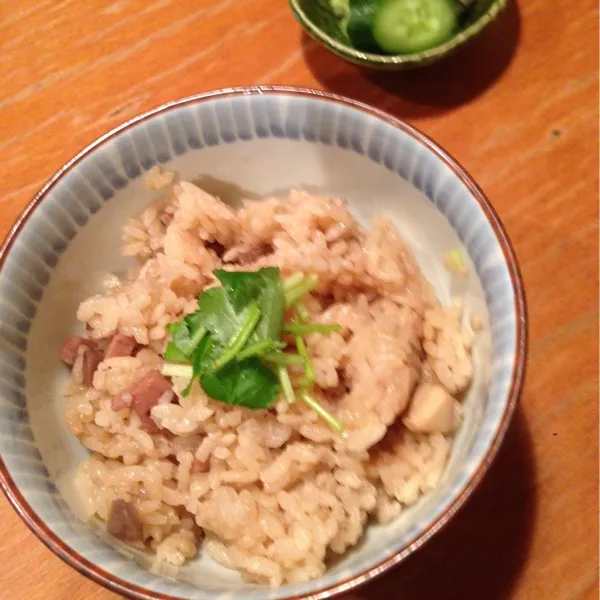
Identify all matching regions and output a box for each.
[112,370,172,432]
[105,333,137,359]
[59,336,96,366]
[337,299,423,431]
[81,347,104,387]
[107,499,144,543]
[59,335,104,385]
[402,383,461,434]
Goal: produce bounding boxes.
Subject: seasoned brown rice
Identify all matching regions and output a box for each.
[65,167,475,586]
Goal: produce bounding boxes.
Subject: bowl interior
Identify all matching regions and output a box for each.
[0,90,520,600]
[291,0,507,67]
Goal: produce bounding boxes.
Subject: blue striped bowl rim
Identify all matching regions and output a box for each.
[0,86,527,600]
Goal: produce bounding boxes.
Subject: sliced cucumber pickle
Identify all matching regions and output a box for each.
[347,0,381,53]
[372,0,460,54]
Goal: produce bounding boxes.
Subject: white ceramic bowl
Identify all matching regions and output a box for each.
[0,87,526,600]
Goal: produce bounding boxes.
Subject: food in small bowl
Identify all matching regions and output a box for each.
[0,87,526,600]
[333,0,469,55]
[61,174,478,586]
[290,0,507,68]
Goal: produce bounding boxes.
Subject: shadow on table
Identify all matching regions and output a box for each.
[350,407,536,600]
[302,0,521,119]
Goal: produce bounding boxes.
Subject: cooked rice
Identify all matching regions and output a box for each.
[65,169,476,586]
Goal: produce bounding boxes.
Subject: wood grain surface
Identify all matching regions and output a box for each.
[1,1,598,599]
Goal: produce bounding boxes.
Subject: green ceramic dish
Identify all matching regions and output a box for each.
[290,0,508,69]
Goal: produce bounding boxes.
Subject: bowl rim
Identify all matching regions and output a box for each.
[0,85,527,600]
[289,0,508,67]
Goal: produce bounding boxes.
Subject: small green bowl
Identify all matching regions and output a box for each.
[290,0,507,70]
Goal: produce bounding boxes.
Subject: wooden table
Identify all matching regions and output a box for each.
[1,1,598,598]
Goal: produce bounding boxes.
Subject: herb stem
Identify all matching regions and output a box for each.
[183,326,207,357]
[295,335,315,382]
[284,274,318,307]
[282,272,305,293]
[285,322,341,335]
[236,339,276,361]
[295,301,310,322]
[262,352,305,366]
[278,366,296,404]
[213,304,261,370]
[299,391,344,433]
[294,376,314,388]
[161,363,194,379]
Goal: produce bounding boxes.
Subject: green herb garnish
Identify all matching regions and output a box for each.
[295,335,315,383]
[213,303,261,370]
[163,342,189,362]
[284,274,318,307]
[295,301,311,322]
[284,322,341,335]
[160,269,344,432]
[165,314,206,358]
[300,391,345,433]
[278,366,296,404]
[213,269,285,342]
[262,353,306,366]
[201,357,279,409]
[282,272,305,293]
[161,363,193,379]
[236,339,285,361]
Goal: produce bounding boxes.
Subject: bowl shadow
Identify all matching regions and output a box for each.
[344,407,535,600]
[302,0,521,119]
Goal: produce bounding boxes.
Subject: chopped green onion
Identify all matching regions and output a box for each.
[262,352,306,366]
[236,339,281,361]
[284,274,318,307]
[295,335,315,382]
[282,272,305,293]
[213,304,261,370]
[161,363,193,379]
[183,326,207,357]
[278,366,296,404]
[284,322,341,335]
[295,301,310,322]
[299,391,344,433]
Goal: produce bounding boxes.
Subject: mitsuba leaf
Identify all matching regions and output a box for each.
[192,335,217,374]
[196,287,245,347]
[168,268,285,407]
[187,333,279,408]
[167,312,205,356]
[200,357,278,409]
[214,270,266,312]
[182,335,219,397]
[214,267,284,342]
[164,342,189,362]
